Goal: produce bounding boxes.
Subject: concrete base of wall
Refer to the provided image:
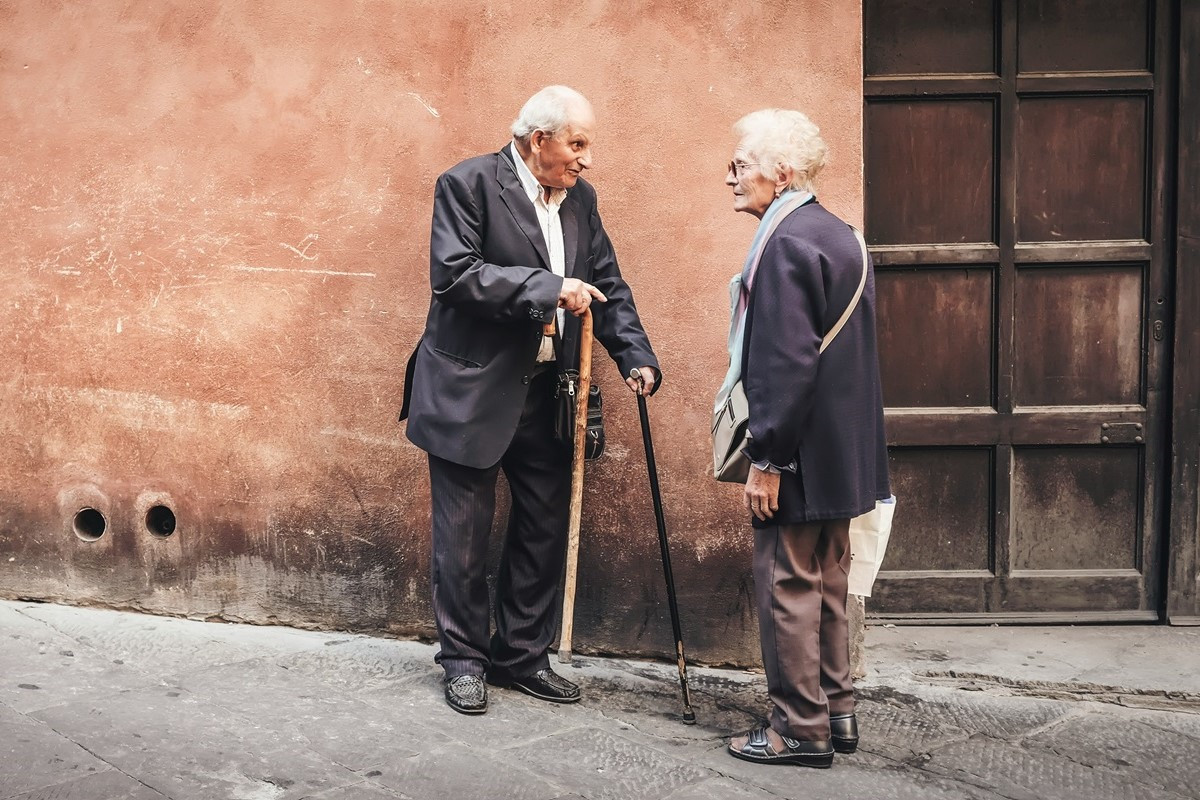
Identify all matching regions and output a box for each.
[850,594,867,679]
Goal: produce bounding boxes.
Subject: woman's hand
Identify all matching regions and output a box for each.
[744,468,780,521]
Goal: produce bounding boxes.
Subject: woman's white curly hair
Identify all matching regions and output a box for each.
[733,109,828,192]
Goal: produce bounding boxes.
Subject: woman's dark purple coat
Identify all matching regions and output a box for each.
[741,199,891,527]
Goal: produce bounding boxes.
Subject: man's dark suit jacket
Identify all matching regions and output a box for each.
[741,200,890,526]
[402,146,659,469]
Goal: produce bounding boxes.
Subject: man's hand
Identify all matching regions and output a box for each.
[626,366,657,396]
[744,468,780,522]
[559,278,607,316]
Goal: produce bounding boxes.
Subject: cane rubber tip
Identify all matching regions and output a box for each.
[682,711,697,724]
[558,649,573,664]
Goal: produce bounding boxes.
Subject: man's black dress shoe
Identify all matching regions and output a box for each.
[490,667,580,703]
[830,713,859,754]
[444,674,488,715]
[727,725,834,768]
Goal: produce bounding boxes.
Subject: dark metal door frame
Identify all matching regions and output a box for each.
[1167,0,1200,624]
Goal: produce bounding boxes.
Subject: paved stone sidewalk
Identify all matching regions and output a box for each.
[2,600,1198,800]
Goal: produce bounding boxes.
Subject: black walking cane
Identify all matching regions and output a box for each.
[630,368,696,724]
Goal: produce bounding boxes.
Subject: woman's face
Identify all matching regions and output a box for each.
[726,146,777,218]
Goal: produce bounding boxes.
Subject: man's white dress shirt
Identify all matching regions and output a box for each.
[509,141,567,362]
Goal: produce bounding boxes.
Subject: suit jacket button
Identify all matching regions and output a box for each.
[521,375,530,385]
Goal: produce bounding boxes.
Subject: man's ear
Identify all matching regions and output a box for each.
[529,129,547,153]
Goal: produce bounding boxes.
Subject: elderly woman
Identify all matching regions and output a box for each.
[719,109,890,768]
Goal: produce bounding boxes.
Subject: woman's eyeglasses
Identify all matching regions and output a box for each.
[728,161,762,178]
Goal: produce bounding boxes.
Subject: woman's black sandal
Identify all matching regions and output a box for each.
[727,725,835,769]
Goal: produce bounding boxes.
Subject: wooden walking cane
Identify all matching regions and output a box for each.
[558,307,593,663]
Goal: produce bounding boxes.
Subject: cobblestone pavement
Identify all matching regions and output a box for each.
[2,600,1198,800]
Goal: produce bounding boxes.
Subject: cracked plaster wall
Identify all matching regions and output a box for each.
[0,1,864,667]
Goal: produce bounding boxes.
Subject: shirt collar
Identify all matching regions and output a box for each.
[509,141,567,207]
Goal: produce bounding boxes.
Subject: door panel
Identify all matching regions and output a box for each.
[1011,447,1142,571]
[864,0,1171,621]
[1016,96,1148,242]
[865,0,997,76]
[1016,0,1150,73]
[865,101,997,245]
[1012,266,1144,406]
[876,269,995,408]
[885,448,994,572]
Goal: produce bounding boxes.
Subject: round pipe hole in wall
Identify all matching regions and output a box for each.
[145,505,177,538]
[72,508,107,542]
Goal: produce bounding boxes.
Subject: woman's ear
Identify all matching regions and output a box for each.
[773,166,795,198]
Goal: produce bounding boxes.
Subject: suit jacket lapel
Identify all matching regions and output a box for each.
[496,148,550,270]
[561,196,579,279]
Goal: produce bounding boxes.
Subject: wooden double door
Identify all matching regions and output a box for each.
[864,0,1176,620]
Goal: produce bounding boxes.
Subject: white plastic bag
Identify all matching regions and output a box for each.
[847,495,896,598]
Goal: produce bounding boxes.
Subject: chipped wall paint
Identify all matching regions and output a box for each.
[0,1,863,666]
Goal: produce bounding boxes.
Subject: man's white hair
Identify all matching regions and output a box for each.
[511,85,590,141]
[734,109,828,192]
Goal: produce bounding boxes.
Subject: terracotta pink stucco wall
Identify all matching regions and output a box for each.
[0,1,862,665]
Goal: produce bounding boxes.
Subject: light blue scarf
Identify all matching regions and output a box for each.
[714,190,812,412]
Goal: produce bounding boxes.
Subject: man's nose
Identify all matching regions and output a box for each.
[577,149,592,169]
[725,171,737,187]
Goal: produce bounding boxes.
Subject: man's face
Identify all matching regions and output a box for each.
[529,103,596,190]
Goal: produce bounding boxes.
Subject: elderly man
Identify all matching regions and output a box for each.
[400,85,661,714]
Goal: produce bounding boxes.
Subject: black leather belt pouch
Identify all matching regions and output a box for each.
[553,371,604,461]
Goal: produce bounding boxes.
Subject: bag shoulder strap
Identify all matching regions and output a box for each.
[819,226,869,354]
